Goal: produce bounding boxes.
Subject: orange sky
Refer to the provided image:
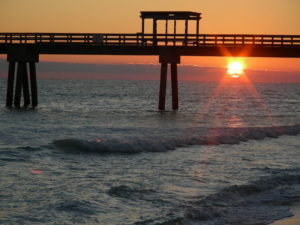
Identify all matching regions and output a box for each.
[1,0,300,73]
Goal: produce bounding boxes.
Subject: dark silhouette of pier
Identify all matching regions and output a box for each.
[1,11,300,110]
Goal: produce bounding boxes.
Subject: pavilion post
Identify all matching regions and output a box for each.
[185,19,188,46]
[141,18,145,45]
[196,19,200,46]
[173,20,177,46]
[153,19,157,46]
[141,18,145,34]
[165,19,168,45]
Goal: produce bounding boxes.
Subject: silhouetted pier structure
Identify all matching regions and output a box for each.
[1,11,300,110]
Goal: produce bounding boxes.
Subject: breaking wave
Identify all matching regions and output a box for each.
[159,168,300,225]
[52,124,300,154]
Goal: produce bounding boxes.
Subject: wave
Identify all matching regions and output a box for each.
[52,124,300,154]
[159,168,300,225]
[52,138,173,154]
[54,200,97,215]
[108,185,157,200]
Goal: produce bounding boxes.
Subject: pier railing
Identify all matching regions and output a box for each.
[0,33,300,47]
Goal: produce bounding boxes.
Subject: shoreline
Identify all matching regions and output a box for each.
[269,203,300,225]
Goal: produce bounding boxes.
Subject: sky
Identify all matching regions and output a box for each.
[0,0,300,81]
[1,59,299,83]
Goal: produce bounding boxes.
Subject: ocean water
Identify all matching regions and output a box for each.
[0,78,299,225]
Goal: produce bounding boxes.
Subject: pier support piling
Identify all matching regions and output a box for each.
[159,63,168,110]
[22,63,30,107]
[6,62,16,107]
[14,62,23,108]
[29,62,38,108]
[6,46,39,108]
[171,63,178,110]
[158,49,180,110]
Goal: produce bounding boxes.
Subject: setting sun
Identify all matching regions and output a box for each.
[227,61,244,78]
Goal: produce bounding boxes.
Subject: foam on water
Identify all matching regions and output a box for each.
[159,168,300,225]
[52,124,300,154]
[0,80,299,225]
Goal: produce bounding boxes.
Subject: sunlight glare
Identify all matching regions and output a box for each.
[227,61,244,78]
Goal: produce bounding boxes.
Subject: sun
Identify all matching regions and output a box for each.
[227,61,244,78]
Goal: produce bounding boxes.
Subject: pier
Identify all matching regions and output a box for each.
[0,11,300,110]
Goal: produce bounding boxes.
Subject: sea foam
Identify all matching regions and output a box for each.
[159,168,300,225]
[53,124,300,154]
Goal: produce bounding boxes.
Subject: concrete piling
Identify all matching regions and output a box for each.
[159,63,168,110]
[171,63,178,110]
[158,49,180,110]
[7,46,39,108]
[22,63,30,107]
[29,62,38,108]
[14,62,23,108]
[6,61,15,107]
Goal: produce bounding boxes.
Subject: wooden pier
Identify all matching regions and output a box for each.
[0,11,300,110]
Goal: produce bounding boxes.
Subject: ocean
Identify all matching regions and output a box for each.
[0,78,299,225]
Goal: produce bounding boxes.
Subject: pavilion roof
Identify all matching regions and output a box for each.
[140,11,201,20]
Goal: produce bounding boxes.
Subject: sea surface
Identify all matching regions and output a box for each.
[0,78,299,225]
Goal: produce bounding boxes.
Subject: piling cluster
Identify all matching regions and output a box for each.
[6,46,38,108]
